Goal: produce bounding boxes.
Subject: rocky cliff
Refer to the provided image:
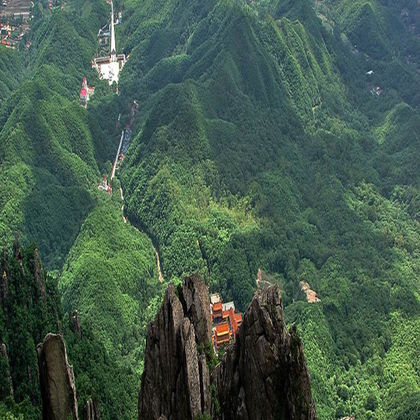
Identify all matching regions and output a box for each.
[138,274,211,420]
[212,285,316,419]
[138,276,316,420]
[37,333,78,420]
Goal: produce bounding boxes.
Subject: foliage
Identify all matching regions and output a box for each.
[0,48,24,108]
[0,0,111,267]
[0,242,62,418]
[115,0,420,418]
[0,0,419,418]
[59,196,161,418]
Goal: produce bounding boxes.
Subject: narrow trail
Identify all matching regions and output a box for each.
[155,248,164,284]
[90,5,163,287]
[111,131,124,181]
[119,187,126,223]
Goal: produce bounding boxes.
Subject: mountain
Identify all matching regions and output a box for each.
[0,1,119,268]
[0,0,419,418]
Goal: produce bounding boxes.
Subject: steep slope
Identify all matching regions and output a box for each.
[0,48,24,107]
[0,1,115,268]
[0,0,419,418]
[314,0,420,105]
[212,284,316,419]
[0,234,152,420]
[59,195,161,419]
[37,333,78,420]
[0,2,161,418]
[138,275,212,419]
[0,238,62,419]
[113,0,420,418]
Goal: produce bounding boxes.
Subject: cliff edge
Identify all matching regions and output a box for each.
[212,285,316,419]
[138,275,316,420]
[37,333,78,420]
[138,274,211,419]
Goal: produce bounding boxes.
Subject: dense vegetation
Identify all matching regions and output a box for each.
[0,241,61,419]
[0,0,160,418]
[0,0,419,418]
[0,235,159,419]
[59,194,161,418]
[116,0,420,418]
[0,48,24,108]
[0,0,116,268]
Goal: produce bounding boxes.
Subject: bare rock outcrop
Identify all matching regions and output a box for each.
[37,333,78,420]
[212,285,316,419]
[139,277,316,420]
[138,274,211,420]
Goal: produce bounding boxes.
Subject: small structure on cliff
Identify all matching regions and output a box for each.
[299,281,321,303]
[210,293,242,349]
[138,275,316,420]
[79,76,94,107]
[98,175,112,194]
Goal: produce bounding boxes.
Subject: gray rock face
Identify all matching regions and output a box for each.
[138,275,211,420]
[212,285,316,420]
[37,333,78,420]
[139,278,316,420]
[181,274,212,345]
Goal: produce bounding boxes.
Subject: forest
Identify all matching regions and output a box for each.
[0,0,419,418]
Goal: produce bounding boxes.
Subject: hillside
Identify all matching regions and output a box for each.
[117,0,420,417]
[0,0,419,418]
[0,0,120,268]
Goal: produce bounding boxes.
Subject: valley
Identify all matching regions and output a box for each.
[0,0,419,419]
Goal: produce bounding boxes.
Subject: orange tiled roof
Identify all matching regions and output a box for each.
[215,322,230,336]
[215,334,231,346]
[234,313,242,324]
[213,302,222,312]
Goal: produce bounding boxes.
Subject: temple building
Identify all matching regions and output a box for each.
[210,293,242,349]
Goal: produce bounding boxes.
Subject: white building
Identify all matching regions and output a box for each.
[92,0,126,86]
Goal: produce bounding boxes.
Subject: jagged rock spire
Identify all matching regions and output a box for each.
[138,276,316,420]
[212,285,317,419]
[37,334,78,420]
[138,274,211,420]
